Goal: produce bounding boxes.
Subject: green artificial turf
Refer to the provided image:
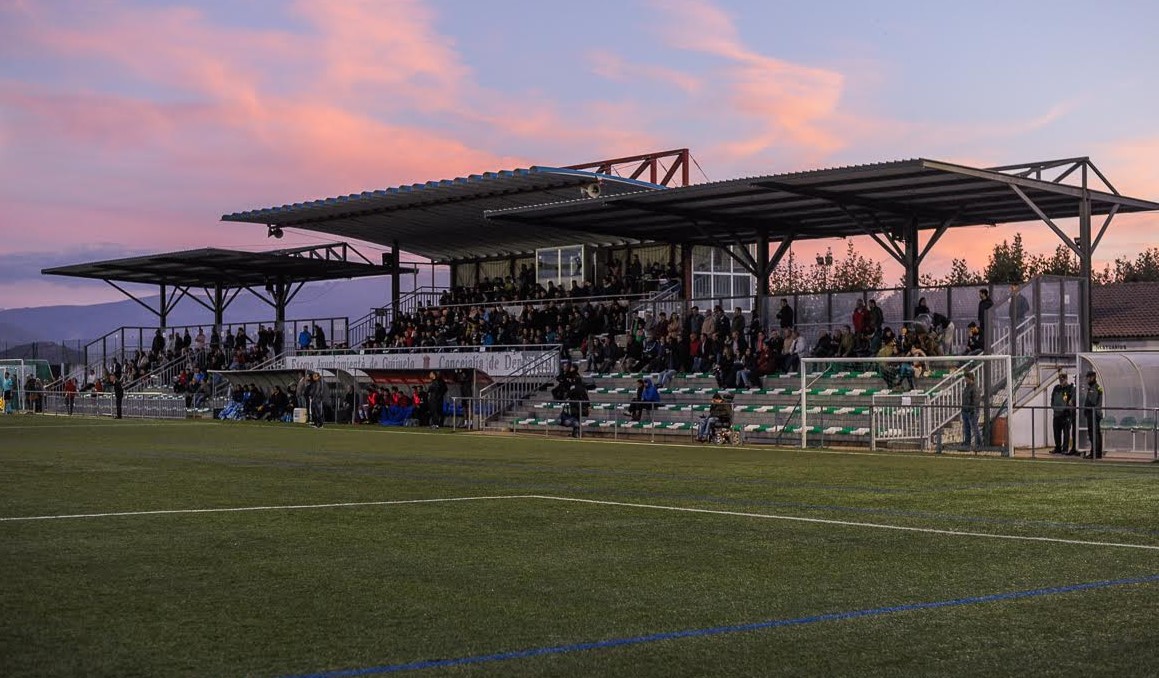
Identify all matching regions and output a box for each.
[0,417,1156,677]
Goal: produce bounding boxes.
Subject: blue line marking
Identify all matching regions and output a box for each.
[280,573,1159,677]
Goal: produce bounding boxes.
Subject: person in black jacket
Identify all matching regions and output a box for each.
[977,289,993,341]
[1082,370,1103,459]
[559,383,589,438]
[1049,372,1076,455]
[113,374,125,419]
[427,371,447,429]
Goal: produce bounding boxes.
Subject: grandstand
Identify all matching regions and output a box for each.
[37,152,1159,458]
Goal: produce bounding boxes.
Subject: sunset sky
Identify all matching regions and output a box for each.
[2,0,1158,309]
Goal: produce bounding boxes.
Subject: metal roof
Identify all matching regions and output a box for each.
[221,167,665,262]
[484,158,1159,245]
[42,246,411,289]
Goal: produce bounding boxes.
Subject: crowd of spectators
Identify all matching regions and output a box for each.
[359,297,636,353]
[436,256,681,307]
[81,325,286,402]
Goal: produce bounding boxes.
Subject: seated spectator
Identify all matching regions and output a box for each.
[736,348,760,388]
[836,326,855,357]
[781,330,806,373]
[628,377,661,422]
[696,392,733,442]
[812,330,836,358]
[621,335,644,373]
[558,383,589,438]
[966,321,984,355]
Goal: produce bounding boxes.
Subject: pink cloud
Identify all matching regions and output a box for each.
[649,0,847,164]
[588,51,704,94]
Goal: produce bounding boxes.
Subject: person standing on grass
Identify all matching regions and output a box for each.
[961,372,981,450]
[1082,370,1103,459]
[427,371,447,429]
[63,376,77,416]
[1049,372,1076,456]
[305,372,325,428]
[112,374,124,419]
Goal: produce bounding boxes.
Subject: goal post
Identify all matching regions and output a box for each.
[799,354,1014,456]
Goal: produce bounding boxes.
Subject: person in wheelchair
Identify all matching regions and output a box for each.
[696,392,734,443]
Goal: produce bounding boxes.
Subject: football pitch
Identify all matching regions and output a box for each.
[1,418,1156,677]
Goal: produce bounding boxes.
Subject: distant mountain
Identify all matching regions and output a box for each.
[0,276,442,347]
[0,341,85,365]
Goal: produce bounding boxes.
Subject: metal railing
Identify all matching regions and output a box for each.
[803,355,1014,456]
[40,392,189,419]
[466,350,562,429]
[83,317,350,370]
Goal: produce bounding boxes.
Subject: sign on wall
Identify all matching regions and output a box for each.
[284,350,559,377]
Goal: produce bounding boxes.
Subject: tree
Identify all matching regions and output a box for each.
[767,241,883,294]
[1113,246,1159,283]
[985,233,1029,284]
[828,241,883,292]
[943,258,985,286]
[1027,244,1080,278]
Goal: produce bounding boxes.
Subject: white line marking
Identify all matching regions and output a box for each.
[526,496,1159,552]
[5,493,1156,552]
[0,495,534,522]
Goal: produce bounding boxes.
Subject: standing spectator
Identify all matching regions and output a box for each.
[731,307,747,338]
[313,324,328,350]
[1011,284,1030,325]
[305,372,324,428]
[210,327,222,352]
[914,297,930,319]
[151,329,166,355]
[113,374,125,419]
[1082,370,1103,459]
[223,328,235,353]
[776,298,795,330]
[427,371,447,429]
[2,370,12,414]
[24,374,38,413]
[977,289,993,341]
[961,372,981,451]
[298,326,312,351]
[235,326,249,351]
[194,328,207,352]
[852,299,869,336]
[868,299,885,353]
[1049,372,1076,456]
[63,376,77,415]
[181,328,193,351]
[686,306,704,339]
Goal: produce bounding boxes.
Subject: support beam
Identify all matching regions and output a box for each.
[158,285,168,328]
[105,280,160,318]
[1078,167,1093,352]
[1009,185,1080,256]
[901,219,920,319]
[1091,203,1119,253]
[916,209,960,265]
[391,240,401,308]
[754,230,771,331]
